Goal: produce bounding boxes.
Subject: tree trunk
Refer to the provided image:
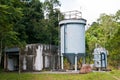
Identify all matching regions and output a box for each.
[0,53,1,65]
[0,39,3,66]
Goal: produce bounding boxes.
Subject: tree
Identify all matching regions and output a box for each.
[86,10,120,68]
[107,27,120,68]
[14,0,62,45]
[106,10,120,68]
[0,0,23,65]
[43,0,61,45]
[15,0,44,44]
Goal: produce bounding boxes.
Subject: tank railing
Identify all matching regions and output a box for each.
[20,0,32,3]
[62,10,82,20]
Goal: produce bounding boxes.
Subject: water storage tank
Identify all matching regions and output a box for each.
[60,19,86,54]
[59,11,87,71]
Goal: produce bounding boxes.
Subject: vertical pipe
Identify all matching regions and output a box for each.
[61,24,66,70]
[75,54,77,71]
[61,55,63,69]
[64,24,66,53]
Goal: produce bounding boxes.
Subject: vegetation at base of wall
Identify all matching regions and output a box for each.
[63,57,70,70]
[0,70,120,80]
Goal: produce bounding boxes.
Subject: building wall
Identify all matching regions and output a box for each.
[5,43,60,71]
[20,44,60,71]
[34,45,43,70]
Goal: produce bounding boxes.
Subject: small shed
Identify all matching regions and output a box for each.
[4,48,19,71]
[93,47,108,71]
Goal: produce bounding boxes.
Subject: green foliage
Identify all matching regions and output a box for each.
[13,0,61,45]
[43,0,61,45]
[0,0,62,66]
[107,26,120,68]
[0,0,24,65]
[86,10,120,68]
[0,0,23,47]
[17,0,45,44]
[63,57,70,70]
[0,0,61,46]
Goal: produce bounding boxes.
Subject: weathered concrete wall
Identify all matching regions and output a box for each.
[34,45,43,70]
[20,44,60,71]
[4,43,60,71]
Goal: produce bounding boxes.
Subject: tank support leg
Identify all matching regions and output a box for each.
[61,55,64,70]
[75,54,77,71]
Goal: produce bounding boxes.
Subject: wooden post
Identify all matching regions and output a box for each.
[19,48,21,74]
[4,53,6,70]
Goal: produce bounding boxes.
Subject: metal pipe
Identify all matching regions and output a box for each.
[75,54,77,71]
[61,55,63,69]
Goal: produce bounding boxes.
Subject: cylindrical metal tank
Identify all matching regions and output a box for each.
[59,17,86,71]
[59,19,86,54]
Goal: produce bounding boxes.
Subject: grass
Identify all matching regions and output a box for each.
[0,70,120,80]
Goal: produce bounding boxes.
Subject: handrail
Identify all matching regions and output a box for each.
[62,10,82,19]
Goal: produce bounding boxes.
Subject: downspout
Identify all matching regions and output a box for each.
[61,24,67,69]
[64,24,67,54]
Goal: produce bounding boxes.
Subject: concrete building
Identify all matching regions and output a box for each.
[4,44,60,71]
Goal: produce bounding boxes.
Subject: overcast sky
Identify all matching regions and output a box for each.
[59,0,120,25]
[41,0,120,25]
